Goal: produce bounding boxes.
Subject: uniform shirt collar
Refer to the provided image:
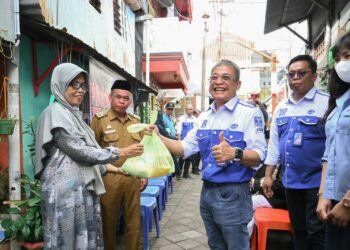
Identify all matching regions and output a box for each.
[108,109,130,122]
[336,88,350,110]
[210,96,239,112]
[287,86,317,104]
[184,113,193,118]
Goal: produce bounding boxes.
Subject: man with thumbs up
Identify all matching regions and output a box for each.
[149,59,267,250]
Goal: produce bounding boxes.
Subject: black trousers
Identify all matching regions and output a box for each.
[171,154,180,176]
[192,152,201,170]
[178,153,200,176]
[178,156,192,176]
[325,200,350,250]
[285,188,325,250]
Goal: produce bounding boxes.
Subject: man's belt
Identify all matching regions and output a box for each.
[203,180,235,188]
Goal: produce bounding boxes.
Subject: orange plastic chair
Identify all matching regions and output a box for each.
[251,208,293,250]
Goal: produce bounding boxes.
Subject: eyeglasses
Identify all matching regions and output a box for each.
[111,94,130,102]
[286,71,312,79]
[209,74,235,82]
[69,81,88,91]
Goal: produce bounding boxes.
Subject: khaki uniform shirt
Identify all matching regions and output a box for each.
[90,109,142,167]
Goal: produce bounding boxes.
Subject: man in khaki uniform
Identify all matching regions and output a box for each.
[91,80,147,250]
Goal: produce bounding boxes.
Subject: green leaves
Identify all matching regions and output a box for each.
[1,175,43,243]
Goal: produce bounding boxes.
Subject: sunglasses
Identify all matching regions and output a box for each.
[69,81,88,91]
[286,71,312,79]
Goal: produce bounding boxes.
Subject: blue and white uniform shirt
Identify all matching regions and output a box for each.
[176,114,197,140]
[322,88,350,201]
[181,96,267,184]
[265,87,329,189]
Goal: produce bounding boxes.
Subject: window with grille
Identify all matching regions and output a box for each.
[89,0,101,13]
[113,0,128,40]
[314,32,325,60]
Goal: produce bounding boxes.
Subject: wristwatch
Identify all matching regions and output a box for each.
[233,147,243,161]
[342,197,350,208]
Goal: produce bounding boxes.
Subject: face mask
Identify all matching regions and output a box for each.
[335,61,350,83]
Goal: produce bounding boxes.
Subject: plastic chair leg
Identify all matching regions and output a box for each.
[157,195,162,220]
[164,178,169,202]
[168,175,174,193]
[153,204,160,237]
[161,187,166,209]
[142,207,149,250]
[250,225,257,250]
[257,227,268,250]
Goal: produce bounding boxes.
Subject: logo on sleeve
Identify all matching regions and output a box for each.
[254,117,264,133]
[278,108,288,117]
[201,119,208,128]
[307,109,315,114]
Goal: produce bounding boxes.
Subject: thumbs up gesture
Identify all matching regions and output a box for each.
[212,132,235,164]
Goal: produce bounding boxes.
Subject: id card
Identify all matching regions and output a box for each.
[293,132,303,146]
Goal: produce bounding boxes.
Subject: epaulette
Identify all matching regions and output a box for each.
[95,111,108,119]
[128,112,140,121]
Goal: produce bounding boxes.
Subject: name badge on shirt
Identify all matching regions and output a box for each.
[293,132,303,146]
[104,129,116,135]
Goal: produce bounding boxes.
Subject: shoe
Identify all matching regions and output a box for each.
[176,175,182,180]
[183,174,193,179]
[191,171,200,175]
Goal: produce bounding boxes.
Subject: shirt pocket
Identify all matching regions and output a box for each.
[103,132,119,143]
[196,130,211,154]
[297,116,324,138]
[131,133,142,142]
[276,117,289,136]
[338,109,350,134]
[224,130,243,147]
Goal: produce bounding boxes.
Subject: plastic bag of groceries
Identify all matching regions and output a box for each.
[121,111,175,178]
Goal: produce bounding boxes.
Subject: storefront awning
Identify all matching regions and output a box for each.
[264,0,313,34]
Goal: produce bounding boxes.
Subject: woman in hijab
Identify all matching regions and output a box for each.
[35,63,143,249]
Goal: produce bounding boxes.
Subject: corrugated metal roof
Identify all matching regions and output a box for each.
[21,17,157,95]
[264,0,313,34]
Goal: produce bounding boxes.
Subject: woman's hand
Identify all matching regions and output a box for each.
[106,164,128,175]
[140,178,148,192]
[327,201,350,228]
[262,176,274,198]
[316,196,332,222]
[119,143,144,158]
[144,124,159,136]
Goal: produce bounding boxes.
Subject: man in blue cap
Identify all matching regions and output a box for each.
[156,101,180,177]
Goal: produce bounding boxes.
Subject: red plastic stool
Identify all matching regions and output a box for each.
[251,208,293,250]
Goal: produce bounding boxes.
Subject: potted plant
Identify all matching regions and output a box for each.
[1,175,43,249]
[0,168,9,214]
[0,168,10,250]
[0,117,16,136]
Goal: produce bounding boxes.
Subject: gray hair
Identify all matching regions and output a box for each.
[211,59,240,81]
